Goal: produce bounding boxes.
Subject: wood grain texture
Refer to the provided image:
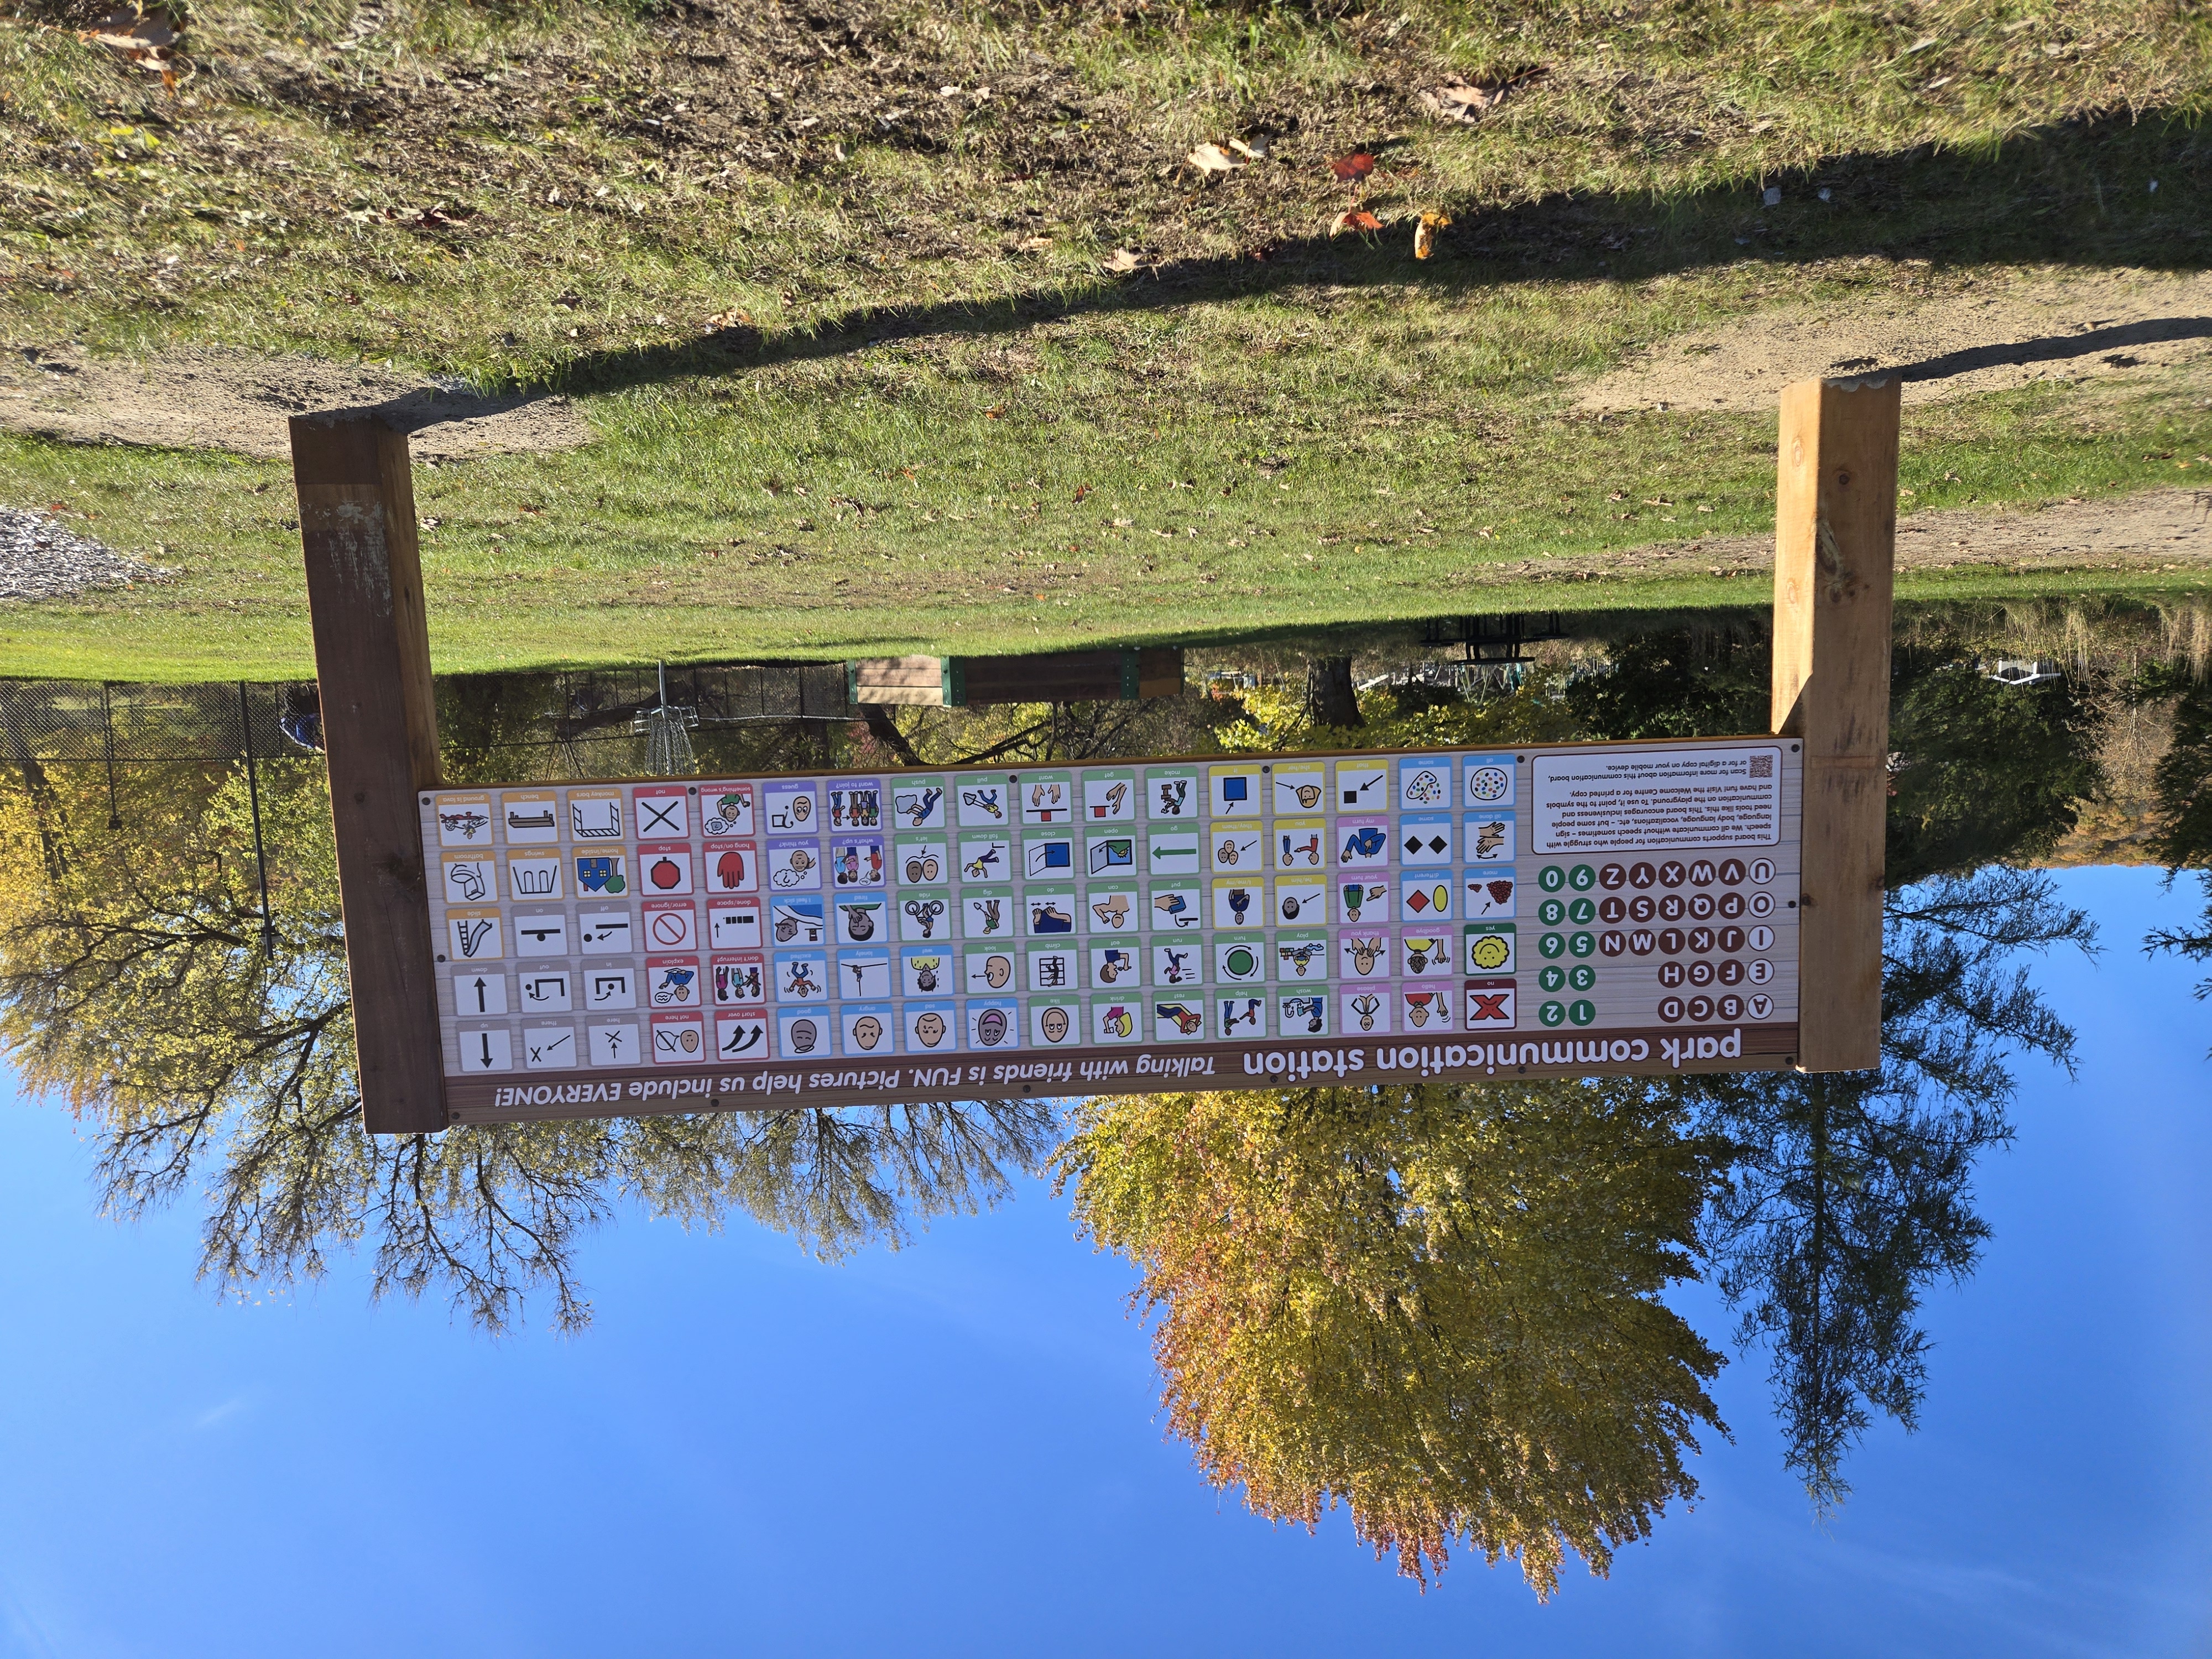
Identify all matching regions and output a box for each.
[292,413,451,1134]
[1771,375,1900,1073]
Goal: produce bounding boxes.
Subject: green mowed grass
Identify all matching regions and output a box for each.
[4,1,2210,675]
[5,0,2206,383]
[4,356,2208,679]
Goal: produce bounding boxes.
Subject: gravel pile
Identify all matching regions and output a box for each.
[0,505,166,601]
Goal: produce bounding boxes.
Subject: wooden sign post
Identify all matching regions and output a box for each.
[291,413,451,1134]
[1771,375,1898,1073]
[300,382,1897,1135]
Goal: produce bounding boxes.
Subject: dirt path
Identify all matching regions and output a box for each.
[1475,486,2212,587]
[1577,269,2212,413]
[0,345,592,461]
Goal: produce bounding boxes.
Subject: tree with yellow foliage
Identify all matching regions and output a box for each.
[1056,1081,1725,1596]
[0,758,1053,1331]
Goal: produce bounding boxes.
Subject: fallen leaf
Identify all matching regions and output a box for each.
[1014,234,1054,252]
[1329,208,1383,237]
[1188,143,1240,175]
[81,8,179,69]
[702,307,753,333]
[1227,135,1270,160]
[1413,209,1451,259]
[1420,82,1503,122]
[1329,152,1375,181]
[984,405,1005,419]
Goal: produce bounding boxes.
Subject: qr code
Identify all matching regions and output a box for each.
[1749,754,1775,779]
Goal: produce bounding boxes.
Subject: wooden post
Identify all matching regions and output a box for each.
[1771,375,1900,1073]
[290,414,449,1134]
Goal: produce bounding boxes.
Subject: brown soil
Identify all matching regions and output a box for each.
[0,344,593,460]
[1468,486,2212,591]
[1577,269,2212,413]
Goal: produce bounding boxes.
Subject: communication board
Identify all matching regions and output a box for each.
[422,739,1803,1122]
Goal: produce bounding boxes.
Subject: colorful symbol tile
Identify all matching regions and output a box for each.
[699,782,755,837]
[1018,770,1074,825]
[842,1003,896,1054]
[1082,769,1136,822]
[1397,756,1452,810]
[1029,998,1083,1047]
[1208,764,1263,820]
[1463,755,1515,810]
[1340,988,1390,1035]
[433,792,494,848]
[1464,924,1517,975]
[891,778,948,831]
[1270,763,1327,816]
[1144,766,1199,821]
[966,999,1020,1050]
[1465,812,1516,864]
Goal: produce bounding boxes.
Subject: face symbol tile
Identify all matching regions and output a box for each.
[702,786,755,837]
[845,1010,890,1053]
[642,1017,688,1066]
[649,962,700,1008]
[1342,989,1389,1035]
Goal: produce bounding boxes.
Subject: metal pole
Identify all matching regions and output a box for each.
[100,681,121,830]
[239,681,276,952]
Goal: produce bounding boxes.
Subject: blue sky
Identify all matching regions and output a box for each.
[2,864,2206,1658]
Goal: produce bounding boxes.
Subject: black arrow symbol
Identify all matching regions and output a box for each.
[477,1032,497,1068]
[471,976,489,1013]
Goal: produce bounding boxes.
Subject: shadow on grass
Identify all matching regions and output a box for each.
[334,106,2210,426]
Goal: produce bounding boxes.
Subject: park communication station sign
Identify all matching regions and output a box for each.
[422,739,1803,1122]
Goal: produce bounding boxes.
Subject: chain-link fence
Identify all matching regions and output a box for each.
[0,680,306,765]
[0,663,855,775]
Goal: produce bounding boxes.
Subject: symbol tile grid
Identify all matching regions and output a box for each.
[427,749,1800,1073]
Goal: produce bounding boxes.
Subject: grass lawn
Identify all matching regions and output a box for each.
[3,0,2210,676]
